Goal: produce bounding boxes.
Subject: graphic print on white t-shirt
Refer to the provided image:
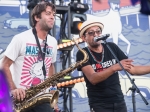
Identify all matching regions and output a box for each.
[20,43,52,88]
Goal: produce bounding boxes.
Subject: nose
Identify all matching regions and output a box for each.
[49,12,55,20]
[94,31,99,37]
[50,14,55,20]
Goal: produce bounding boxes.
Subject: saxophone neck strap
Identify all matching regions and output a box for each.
[32,28,47,78]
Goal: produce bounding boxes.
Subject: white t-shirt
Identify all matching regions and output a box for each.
[4,29,57,89]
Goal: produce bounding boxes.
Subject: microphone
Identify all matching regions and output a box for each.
[94,34,110,42]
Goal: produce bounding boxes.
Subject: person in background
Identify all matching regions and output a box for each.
[0,70,13,112]
[2,1,57,112]
[76,19,150,112]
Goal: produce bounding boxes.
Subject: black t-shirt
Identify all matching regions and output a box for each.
[76,42,128,105]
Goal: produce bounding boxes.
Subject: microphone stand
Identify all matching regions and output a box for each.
[103,40,149,112]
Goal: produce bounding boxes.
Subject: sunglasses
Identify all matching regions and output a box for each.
[85,30,102,36]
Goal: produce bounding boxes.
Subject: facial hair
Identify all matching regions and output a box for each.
[90,41,101,48]
[40,20,53,32]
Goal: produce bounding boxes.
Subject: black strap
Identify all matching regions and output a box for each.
[32,28,47,79]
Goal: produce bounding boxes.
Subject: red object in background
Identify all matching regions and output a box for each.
[92,0,109,11]
[92,0,137,11]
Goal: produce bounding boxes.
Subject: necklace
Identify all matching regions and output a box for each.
[87,46,104,64]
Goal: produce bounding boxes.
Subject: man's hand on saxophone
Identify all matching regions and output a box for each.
[2,56,26,102]
[11,88,26,101]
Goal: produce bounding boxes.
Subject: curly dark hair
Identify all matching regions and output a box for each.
[31,2,56,27]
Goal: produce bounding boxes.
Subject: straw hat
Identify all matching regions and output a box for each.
[79,19,104,37]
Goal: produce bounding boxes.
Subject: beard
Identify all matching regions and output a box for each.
[40,21,54,32]
[42,24,53,31]
[90,41,101,48]
[43,25,51,31]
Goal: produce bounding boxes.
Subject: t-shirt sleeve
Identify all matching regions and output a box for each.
[76,49,90,71]
[4,35,21,61]
[52,46,57,63]
[51,39,57,63]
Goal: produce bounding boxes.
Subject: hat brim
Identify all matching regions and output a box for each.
[79,22,104,37]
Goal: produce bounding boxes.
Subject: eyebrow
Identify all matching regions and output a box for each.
[45,10,55,14]
[45,11,51,13]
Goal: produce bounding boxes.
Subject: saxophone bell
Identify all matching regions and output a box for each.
[50,90,59,108]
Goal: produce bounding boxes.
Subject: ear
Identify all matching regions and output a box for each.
[81,35,86,42]
[34,15,40,22]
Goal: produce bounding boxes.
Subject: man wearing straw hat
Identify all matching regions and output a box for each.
[76,19,150,112]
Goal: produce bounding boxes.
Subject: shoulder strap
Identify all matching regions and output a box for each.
[32,28,47,79]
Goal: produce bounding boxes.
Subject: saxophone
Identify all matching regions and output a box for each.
[13,43,89,112]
